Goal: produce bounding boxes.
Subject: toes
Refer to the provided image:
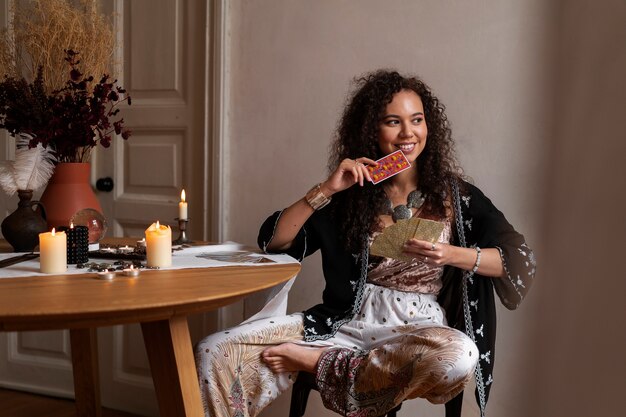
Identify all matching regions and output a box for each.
[262,356,276,365]
[263,357,284,371]
[266,362,285,373]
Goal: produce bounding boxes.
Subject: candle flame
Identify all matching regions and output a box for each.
[70,222,74,229]
[51,228,55,236]
[156,220,160,229]
[181,189,186,202]
[130,265,134,270]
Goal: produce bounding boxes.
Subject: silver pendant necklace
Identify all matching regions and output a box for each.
[385,189,426,222]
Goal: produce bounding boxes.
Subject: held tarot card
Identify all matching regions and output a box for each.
[367,150,411,184]
[370,217,445,261]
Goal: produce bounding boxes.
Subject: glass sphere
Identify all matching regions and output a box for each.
[70,208,107,243]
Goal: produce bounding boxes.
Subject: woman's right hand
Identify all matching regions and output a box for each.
[320,157,378,196]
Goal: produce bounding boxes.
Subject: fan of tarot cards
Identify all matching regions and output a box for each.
[370,217,445,262]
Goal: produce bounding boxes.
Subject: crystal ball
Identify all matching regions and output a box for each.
[70,208,107,243]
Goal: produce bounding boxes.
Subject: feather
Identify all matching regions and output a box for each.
[0,163,18,195]
[0,133,57,196]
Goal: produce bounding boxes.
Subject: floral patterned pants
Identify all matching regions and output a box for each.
[195,285,478,417]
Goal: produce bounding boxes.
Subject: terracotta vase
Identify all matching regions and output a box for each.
[1,190,48,252]
[40,163,103,229]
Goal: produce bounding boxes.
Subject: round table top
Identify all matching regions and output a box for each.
[0,239,300,331]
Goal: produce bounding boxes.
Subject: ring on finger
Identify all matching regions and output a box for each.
[431,243,436,251]
[423,256,428,263]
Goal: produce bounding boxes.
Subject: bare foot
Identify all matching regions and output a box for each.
[261,343,326,374]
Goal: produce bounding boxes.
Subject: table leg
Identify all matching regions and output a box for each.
[69,328,102,417]
[141,316,204,417]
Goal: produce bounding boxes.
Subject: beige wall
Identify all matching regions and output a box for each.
[529,1,626,417]
[225,1,553,416]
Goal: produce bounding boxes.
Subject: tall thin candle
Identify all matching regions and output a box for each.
[179,189,188,220]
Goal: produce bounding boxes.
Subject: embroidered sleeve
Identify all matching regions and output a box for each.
[493,242,536,309]
[466,184,536,310]
[257,210,320,261]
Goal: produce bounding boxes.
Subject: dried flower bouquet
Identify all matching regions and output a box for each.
[0,0,131,163]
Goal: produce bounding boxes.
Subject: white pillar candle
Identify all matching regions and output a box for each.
[178,189,188,220]
[39,228,67,274]
[145,221,172,267]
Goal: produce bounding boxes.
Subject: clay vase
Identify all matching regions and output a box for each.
[1,190,48,252]
[39,163,103,229]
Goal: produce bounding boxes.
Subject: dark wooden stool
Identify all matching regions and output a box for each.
[289,372,403,417]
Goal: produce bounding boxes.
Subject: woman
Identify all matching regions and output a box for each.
[195,70,535,417]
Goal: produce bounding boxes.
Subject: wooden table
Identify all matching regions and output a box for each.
[0,240,300,417]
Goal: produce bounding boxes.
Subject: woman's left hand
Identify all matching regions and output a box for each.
[404,240,506,277]
[403,239,453,267]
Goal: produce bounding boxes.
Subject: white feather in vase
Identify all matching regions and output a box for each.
[0,133,57,195]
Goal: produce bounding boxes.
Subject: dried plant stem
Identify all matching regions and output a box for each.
[0,0,115,93]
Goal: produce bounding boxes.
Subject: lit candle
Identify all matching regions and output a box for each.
[39,228,67,274]
[97,270,115,280]
[123,265,140,277]
[178,189,188,220]
[66,223,89,265]
[118,245,133,254]
[145,221,172,267]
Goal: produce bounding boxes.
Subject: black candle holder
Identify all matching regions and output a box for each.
[173,218,191,245]
[62,225,89,264]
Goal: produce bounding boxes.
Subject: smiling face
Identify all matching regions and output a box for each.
[378,89,427,163]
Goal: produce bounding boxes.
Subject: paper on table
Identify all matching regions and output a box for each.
[173,241,245,254]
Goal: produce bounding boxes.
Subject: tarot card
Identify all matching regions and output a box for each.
[196,251,276,263]
[402,217,422,245]
[384,222,406,256]
[368,150,411,184]
[412,218,445,243]
[370,232,397,259]
[393,219,418,262]
[371,217,445,262]
[371,219,413,260]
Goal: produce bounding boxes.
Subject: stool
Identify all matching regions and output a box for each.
[289,372,403,417]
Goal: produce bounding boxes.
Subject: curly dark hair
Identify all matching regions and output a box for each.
[329,69,463,253]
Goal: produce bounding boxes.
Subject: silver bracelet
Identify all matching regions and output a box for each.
[471,247,482,274]
[305,183,331,210]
